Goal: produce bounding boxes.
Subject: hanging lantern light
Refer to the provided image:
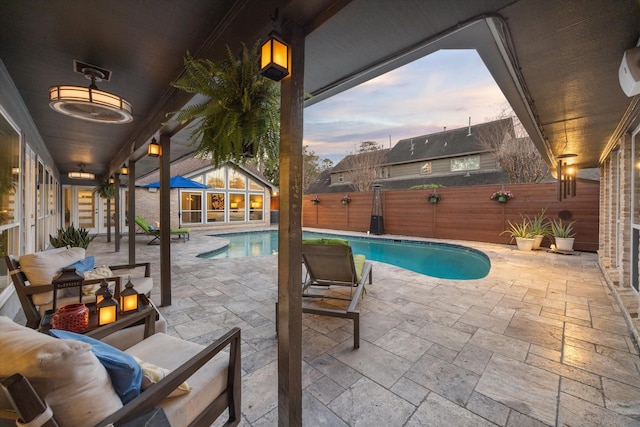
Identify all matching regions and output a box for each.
[260,9,289,82]
[121,163,128,175]
[148,137,161,157]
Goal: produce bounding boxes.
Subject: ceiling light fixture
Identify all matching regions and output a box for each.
[148,137,161,157]
[49,60,133,124]
[68,164,95,180]
[260,9,289,82]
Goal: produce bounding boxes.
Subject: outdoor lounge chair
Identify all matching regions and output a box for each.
[279,238,373,349]
[134,216,190,244]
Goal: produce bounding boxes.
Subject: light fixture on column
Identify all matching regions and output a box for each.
[556,154,578,201]
[68,164,95,180]
[260,9,289,81]
[108,176,115,184]
[148,137,161,157]
[121,163,129,175]
[49,60,133,124]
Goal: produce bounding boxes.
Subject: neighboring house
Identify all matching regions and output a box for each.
[136,156,277,230]
[308,118,518,193]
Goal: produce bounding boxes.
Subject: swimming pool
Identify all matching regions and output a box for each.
[199,230,491,280]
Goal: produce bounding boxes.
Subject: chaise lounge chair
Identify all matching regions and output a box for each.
[279,237,373,349]
[134,216,190,244]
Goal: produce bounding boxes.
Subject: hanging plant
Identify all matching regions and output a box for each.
[93,180,115,200]
[171,43,281,167]
[342,195,351,205]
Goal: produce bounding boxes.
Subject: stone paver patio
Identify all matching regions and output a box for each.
[78,227,640,426]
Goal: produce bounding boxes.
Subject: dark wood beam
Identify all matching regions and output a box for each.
[128,160,136,265]
[159,134,171,307]
[277,22,304,427]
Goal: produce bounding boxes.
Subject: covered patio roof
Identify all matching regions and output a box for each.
[1,0,638,180]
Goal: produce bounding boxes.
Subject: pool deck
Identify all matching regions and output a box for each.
[78,226,640,426]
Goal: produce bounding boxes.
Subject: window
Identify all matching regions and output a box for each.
[249,194,263,221]
[181,192,202,223]
[229,169,246,189]
[451,156,480,172]
[207,193,225,223]
[338,173,344,182]
[421,163,431,175]
[0,111,20,295]
[229,194,245,221]
[206,169,225,188]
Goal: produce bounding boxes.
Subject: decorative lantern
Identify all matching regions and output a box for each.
[119,277,139,313]
[97,288,118,325]
[52,267,84,312]
[121,163,129,175]
[260,10,289,82]
[260,32,289,81]
[148,137,161,157]
[94,279,111,305]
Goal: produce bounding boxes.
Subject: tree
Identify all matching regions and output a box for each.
[303,146,322,192]
[340,141,387,192]
[478,107,548,183]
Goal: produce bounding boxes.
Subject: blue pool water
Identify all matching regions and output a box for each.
[199,230,490,280]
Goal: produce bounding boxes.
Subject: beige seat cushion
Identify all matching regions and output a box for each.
[125,333,229,426]
[0,316,123,426]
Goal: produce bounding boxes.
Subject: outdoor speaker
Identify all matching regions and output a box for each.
[619,46,640,97]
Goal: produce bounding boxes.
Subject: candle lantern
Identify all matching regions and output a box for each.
[97,288,118,325]
[94,279,111,305]
[119,277,139,313]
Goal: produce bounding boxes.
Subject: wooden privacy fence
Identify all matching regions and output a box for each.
[303,181,600,252]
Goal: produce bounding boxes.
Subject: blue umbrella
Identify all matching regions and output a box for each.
[143,175,210,189]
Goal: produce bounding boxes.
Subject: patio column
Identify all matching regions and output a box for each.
[159,133,171,306]
[128,160,136,264]
[277,22,304,427]
[114,173,121,252]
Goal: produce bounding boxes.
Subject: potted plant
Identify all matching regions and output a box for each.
[170,43,280,166]
[527,208,551,250]
[428,190,441,204]
[49,224,96,249]
[501,218,535,251]
[311,196,320,205]
[551,218,576,251]
[491,190,514,203]
[342,195,351,205]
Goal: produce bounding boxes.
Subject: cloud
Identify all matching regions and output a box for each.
[303,49,509,160]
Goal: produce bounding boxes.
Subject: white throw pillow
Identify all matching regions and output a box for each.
[0,316,122,426]
[19,247,86,285]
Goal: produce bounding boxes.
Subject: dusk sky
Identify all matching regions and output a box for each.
[302,49,510,164]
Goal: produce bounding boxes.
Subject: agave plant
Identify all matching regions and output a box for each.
[49,224,96,249]
[171,43,281,167]
[500,218,533,240]
[551,218,575,238]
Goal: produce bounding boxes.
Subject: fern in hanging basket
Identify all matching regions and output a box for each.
[171,43,281,167]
